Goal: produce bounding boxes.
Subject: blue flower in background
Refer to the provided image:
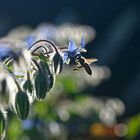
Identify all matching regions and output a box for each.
[0,43,22,61]
[0,47,12,60]
[25,35,37,49]
[22,119,34,130]
[0,45,20,61]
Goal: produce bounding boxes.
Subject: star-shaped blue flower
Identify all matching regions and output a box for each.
[63,36,86,64]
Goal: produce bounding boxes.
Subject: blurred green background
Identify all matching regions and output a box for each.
[0,0,140,139]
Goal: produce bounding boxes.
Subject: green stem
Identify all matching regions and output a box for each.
[29,39,58,53]
[27,70,30,81]
[32,59,42,73]
[14,78,22,92]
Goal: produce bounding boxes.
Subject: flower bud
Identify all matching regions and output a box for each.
[23,71,33,94]
[0,79,9,107]
[34,71,48,100]
[52,52,63,74]
[39,61,55,92]
[48,72,55,92]
[23,80,33,94]
[15,91,30,120]
[0,110,6,139]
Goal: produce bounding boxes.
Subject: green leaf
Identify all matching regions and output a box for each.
[3,57,14,73]
[38,53,49,63]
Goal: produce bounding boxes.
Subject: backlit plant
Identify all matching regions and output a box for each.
[0,24,97,139]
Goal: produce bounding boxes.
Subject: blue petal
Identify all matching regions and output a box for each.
[24,36,36,49]
[75,49,81,55]
[63,52,68,63]
[22,119,33,130]
[81,35,85,48]
[0,47,13,60]
[68,40,77,52]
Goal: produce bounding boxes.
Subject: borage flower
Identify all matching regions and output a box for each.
[62,36,97,75]
[63,36,87,64]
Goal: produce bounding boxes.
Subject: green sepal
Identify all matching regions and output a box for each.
[15,91,30,120]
